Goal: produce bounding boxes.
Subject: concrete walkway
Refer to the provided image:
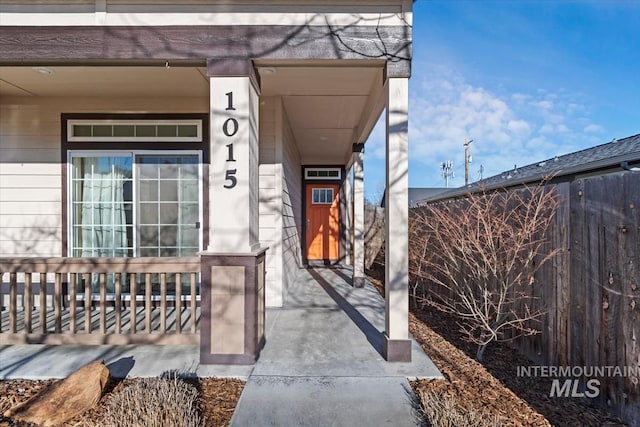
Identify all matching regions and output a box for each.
[0,266,441,426]
[229,267,441,427]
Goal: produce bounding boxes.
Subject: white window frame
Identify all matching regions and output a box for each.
[304,167,342,180]
[67,150,204,258]
[67,119,203,143]
[311,188,335,205]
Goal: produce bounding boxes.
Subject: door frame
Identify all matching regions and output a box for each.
[301,165,346,266]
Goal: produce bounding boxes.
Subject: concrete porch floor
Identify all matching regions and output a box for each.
[230,266,441,426]
[1,265,441,425]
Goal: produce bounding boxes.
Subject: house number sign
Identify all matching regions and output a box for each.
[223,91,238,189]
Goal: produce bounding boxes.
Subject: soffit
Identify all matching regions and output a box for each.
[259,65,383,164]
[0,66,209,97]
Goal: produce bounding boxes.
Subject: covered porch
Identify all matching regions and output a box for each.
[0,57,412,362]
[1,265,439,380]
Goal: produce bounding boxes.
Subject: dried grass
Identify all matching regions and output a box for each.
[95,377,200,427]
[418,388,503,427]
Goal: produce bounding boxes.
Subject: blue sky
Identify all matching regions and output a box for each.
[364,0,640,201]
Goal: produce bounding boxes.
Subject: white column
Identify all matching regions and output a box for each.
[352,144,365,287]
[384,77,411,362]
[343,167,353,266]
[208,76,260,253]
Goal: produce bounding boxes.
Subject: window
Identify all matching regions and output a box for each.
[67,119,202,142]
[70,152,202,258]
[63,115,207,296]
[69,151,202,295]
[312,188,334,204]
[304,168,341,180]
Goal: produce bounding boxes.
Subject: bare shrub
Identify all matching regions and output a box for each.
[410,183,560,361]
[96,377,200,427]
[417,388,503,427]
[364,203,385,269]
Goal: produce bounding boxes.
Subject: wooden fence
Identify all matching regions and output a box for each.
[0,257,201,345]
[412,171,640,424]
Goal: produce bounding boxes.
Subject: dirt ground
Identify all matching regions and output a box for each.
[0,377,243,427]
[367,263,627,427]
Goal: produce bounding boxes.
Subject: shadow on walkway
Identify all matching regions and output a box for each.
[308,268,384,358]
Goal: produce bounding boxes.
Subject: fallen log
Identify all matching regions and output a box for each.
[4,360,110,426]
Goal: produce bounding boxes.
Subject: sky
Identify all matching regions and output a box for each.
[364,0,640,201]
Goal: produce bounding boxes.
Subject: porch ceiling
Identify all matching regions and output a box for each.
[258,64,384,165]
[0,63,384,165]
[0,66,209,97]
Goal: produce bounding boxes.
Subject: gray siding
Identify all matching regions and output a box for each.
[281,109,303,296]
[258,96,283,306]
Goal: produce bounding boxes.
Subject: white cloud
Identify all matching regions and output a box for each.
[584,123,604,133]
[364,69,607,194]
[532,100,554,110]
[507,119,531,135]
[511,93,530,103]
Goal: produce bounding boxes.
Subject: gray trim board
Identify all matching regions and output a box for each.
[0,25,412,77]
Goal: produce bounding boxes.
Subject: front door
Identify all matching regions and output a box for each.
[306,184,340,262]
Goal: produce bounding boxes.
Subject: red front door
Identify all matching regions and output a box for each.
[306,184,340,261]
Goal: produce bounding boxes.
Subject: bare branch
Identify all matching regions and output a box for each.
[408,182,561,361]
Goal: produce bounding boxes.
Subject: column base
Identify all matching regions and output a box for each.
[199,248,267,365]
[353,276,366,288]
[383,333,412,362]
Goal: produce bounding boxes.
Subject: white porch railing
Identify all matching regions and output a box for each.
[0,257,200,345]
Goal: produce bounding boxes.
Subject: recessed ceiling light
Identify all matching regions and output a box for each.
[259,67,277,75]
[32,67,55,76]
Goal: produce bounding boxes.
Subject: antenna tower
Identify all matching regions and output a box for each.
[441,160,454,188]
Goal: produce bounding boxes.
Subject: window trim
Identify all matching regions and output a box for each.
[67,119,204,143]
[304,167,342,180]
[311,187,335,205]
[61,113,210,256]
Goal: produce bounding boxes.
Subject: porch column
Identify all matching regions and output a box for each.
[383,77,411,362]
[207,69,260,253]
[200,60,267,365]
[352,143,366,288]
[340,167,352,266]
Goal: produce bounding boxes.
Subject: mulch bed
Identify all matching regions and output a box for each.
[0,377,244,427]
[367,262,627,427]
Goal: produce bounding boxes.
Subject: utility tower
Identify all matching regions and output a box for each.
[464,138,473,185]
[441,160,454,188]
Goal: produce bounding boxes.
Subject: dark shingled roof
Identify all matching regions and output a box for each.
[381,187,450,208]
[408,188,449,207]
[418,133,640,204]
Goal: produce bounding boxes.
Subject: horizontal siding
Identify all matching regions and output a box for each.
[0,4,407,27]
[0,163,60,175]
[0,174,61,188]
[0,188,60,202]
[0,148,59,163]
[281,108,302,294]
[258,96,282,307]
[0,95,207,257]
[0,200,61,215]
[0,238,61,257]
